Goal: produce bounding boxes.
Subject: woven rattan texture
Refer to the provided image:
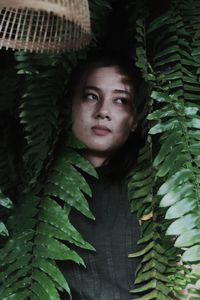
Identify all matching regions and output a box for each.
[0,0,91,52]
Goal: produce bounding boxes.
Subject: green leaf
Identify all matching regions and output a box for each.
[63,148,98,178]
[150,91,172,103]
[135,268,168,284]
[35,233,84,264]
[0,222,9,236]
[137,232,159,244]
[128,175,153,188]
[129,241,154,258]
[141,250,169,266]
[130,184,153,199]
[165,198,196,219]
[38,259,71,295]
[166,214,199,235]
[155,45,179,59]
[130,167,152,181]
[157,169,192,196]
[49,168,90,198]
[182,245,200,262]
[156,144,185,177]
[1,291,28,300]
[33,259,71,297]
[155,54,181,67]
[131,279,170,295]
[187,117,200,129]
[45,182,94,219]
[191,264,200,277]
[0,192,13,209]
[153,132,182,167]
[148,13,171,33]
[175,229,200,247]
[130,289,172,300]
[39,198,94,250]
[148,106,176,120]
[141,259,166,274]
[32,269,60,300]
[160,183,193,207]
[149,119,179,135]
[31,281,52,300]
[0,231,33,264]
[0,255,31,281]
[0,276,31,297]
[189,142,200,155]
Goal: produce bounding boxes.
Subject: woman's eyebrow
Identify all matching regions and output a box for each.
[84,86,131,96]
[84,86,100,92]
[113,89,131,96]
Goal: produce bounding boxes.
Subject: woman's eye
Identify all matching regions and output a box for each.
[84,93,98,101]
[115,97,129,105]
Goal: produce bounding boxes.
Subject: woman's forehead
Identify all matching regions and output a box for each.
[81,65,134,91]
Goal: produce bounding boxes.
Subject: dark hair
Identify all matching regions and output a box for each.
[67,54,143,180]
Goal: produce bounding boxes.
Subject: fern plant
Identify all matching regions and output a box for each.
[0,135,97,300]
[127,0,200,298]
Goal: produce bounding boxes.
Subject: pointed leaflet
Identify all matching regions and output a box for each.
[165,197,196,219]
[0,186,13,237]
[45,148,96,219]
[156,144,185,178]
[1,291,28,300]
[0,190,13,209]
[182,245,200,262]
[39,198,94,250]
[34,236,84,263]
[130,279,170,295]
[166,214,199,235]
[160,183,193,207]
[149,119,180,135]
[33,258,71,297]
[157,169,192,196]
[45,182,94,219]
[31,281,53,300]
[0,222,9,237]
[175,229,200,248]
[32,269,60,300]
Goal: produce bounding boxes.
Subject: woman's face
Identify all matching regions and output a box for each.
[71,66,136,166]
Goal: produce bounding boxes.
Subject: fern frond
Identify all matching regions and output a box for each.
[128,140,176,299]
[44,133,97,218]
[15,52,67,190]
[127,1,200,297]
[144,0,200,292]
[0,145,97,298]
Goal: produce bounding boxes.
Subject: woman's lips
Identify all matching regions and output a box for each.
[91,125,111,136]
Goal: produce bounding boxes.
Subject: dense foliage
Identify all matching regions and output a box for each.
[127,0,200,298]
[1,0,200,299]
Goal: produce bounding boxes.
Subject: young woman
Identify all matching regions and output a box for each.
[60,55,143,300]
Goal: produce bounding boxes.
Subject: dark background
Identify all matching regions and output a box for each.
[0,0,171,72]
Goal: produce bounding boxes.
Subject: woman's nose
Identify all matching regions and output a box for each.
[95,100,111,120]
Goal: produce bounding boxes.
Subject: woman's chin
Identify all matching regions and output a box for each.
[86,142,114,153]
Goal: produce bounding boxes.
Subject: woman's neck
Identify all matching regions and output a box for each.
[81,149,110,167]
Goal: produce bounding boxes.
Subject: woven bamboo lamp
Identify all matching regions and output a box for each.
[0,0,91,52]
